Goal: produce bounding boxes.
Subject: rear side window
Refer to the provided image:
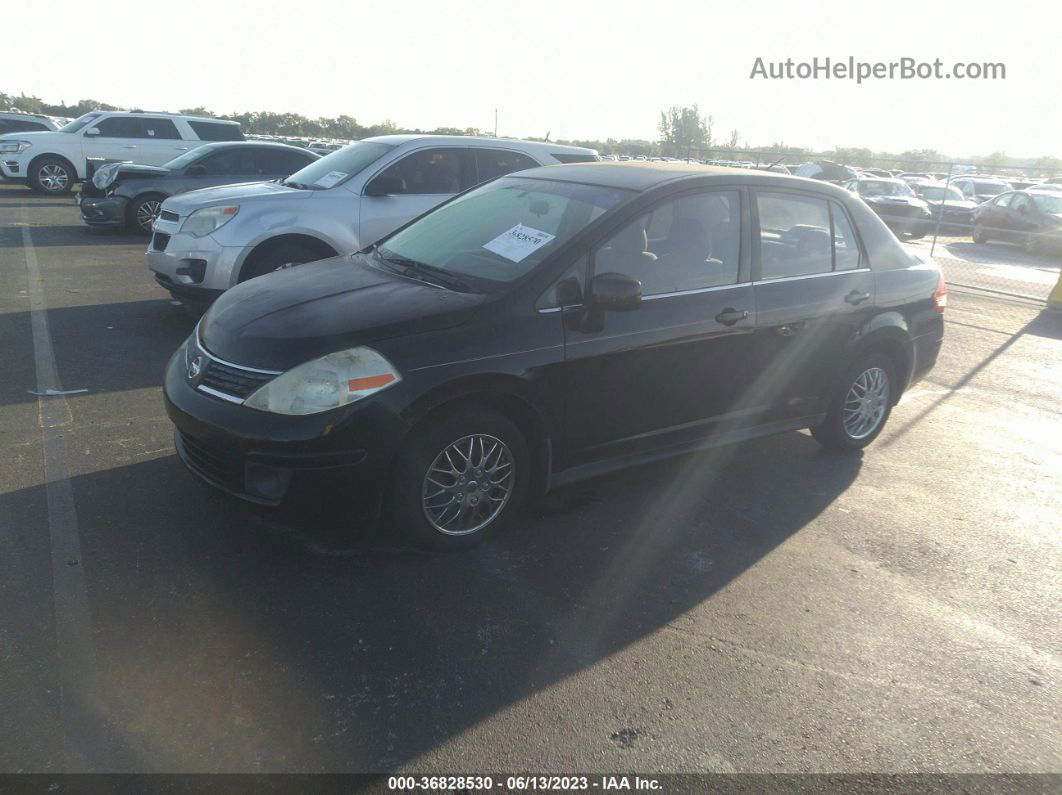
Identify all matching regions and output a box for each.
[188,121,243,141]
[993,192,1014,207]
[198,148,257,175]
[474,149,539,183]
[551,153,599,164]
[137,118,181,140]
[757,193,862,279]
[256,148,317,175]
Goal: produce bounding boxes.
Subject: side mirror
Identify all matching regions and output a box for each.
[186,164,206,177]
[365,176,406,197]
[590,272,642,311]
[84,127,100,136]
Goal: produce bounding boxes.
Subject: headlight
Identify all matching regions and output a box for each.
[179,205,239,237]
[92,163,120,190]
[243,347,401,415]
[0,139,32,154]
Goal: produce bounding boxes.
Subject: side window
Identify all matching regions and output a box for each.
[188,121,243,141]
[93,116,140,138]
[137,118,181,140]
[994,192,1014,207]
[831,203,861,271]
[199,148,257,175]
[1010,194,1031,214]
[757,193,832,280]
[536,256,586,310]
[373,148,471,195]
[256,148,315,175]
[475,149,539,183]
[0,119,48,133]
[592,190,741,296]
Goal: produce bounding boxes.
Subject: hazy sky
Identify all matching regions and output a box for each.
[8,0,1060,157]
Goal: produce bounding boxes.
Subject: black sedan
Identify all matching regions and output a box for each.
[911,182,978,234]
[971,190,1062,255]
[76,142,319,234]
[165,163,945,550]
[842,177,934,239]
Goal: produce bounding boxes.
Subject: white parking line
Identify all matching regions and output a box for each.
[20,221,106,768]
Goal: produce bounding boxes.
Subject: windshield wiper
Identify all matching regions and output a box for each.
[373,246,476,293]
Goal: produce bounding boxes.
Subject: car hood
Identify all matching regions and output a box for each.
[162,180,311,214]
[864,195,925,206]
[199,256,487,371]
[115,164,171,178]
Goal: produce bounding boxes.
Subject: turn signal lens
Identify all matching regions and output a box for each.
[933,274,948,313]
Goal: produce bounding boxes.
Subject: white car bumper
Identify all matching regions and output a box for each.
[146,219,244,302]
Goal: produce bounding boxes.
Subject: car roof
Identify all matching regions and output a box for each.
[360,134,596,154]
[502,161,839,193]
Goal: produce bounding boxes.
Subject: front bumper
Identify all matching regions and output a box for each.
[163,341,404,522]
[146,219,244,302]
[1,155,27,179]
[78,193,127,227]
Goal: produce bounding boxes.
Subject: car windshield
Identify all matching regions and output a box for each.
[919,186,964,201]
[162,143,220,170]
[860,180,913,197]
[59,112,104,133]
[1032,193,1062,214]
[975,181,1007,195]
[282,140,395,188]
[374,177,633,291]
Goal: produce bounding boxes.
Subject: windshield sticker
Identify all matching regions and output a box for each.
[482,224,556,263]
[314,170,348,188]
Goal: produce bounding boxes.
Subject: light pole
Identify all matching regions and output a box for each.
[494,108,498,138]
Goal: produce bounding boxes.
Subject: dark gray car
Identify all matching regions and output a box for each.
[77,142,319,234]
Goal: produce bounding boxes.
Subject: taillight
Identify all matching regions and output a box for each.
[933,273,948,313]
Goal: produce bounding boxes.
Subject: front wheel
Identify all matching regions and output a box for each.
[127,193,167,234]
[972,223,989,244]
[387,408,530,551]
[812,353,896,451]
[239,242,321,282]
[1021,232,1041,256]
[29,156,75,195]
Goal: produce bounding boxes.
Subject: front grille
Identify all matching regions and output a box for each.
[178,431,244,492]
[199,360,275,400]
[151,232,170,251]
[160,210,179,222]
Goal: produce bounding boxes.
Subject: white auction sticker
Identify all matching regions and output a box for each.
[314,170,348,188]
[482,224,557,263]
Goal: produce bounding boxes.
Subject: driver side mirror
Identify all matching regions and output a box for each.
[84,127,100,136]
[365,176,406,197]
[590,272,642,311]
[186,164,206,177]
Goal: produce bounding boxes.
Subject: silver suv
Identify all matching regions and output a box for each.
[147,134,598,311]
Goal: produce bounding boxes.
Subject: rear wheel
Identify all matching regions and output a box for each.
[972,223,989,244]
[126,193,167,234]
[386,408,530,551]
[239,241,322,282]
[29,156,75,195]
[1021,232,1041,256]
[812,353,896,451]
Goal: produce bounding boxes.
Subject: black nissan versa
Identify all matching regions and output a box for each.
[164,163,946,550]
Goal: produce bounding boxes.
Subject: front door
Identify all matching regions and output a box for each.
[359,147,474,247]
[561,188,758,465]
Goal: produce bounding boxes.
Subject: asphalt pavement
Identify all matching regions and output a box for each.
[0,182,1059,775]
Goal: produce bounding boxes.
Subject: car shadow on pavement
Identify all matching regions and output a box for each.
[0,299,194,406]
[0,431,862,771]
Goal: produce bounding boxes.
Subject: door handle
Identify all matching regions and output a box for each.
[122,145,137,149]
[175,147,189,151]
[715,307,749,326]
[845,290,871,305]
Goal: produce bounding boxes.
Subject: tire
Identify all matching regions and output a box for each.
[811,353,897,452]
[972,223,989,244]
[1021,232,1041,256]
[239,241,322,282]
[126,193,167,235]
[386,408,530,551]
[28,156,75,195]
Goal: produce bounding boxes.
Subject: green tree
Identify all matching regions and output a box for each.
[657,105,712,158]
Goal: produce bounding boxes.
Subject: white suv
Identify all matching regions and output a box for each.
[147,134,598,311]
[0,111,243,195]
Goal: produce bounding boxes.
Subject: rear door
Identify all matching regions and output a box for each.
[561,188,758,464]
[255,147,317,180]
[194,146,261,189]
[133,117,189,164]
[749,190,875,422]
[359,147,475,246]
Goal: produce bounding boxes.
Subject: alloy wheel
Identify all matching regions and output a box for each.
[421,434,514,536]
[842,367,890,440]
[39,164,70,192]
[136,200,163,232]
